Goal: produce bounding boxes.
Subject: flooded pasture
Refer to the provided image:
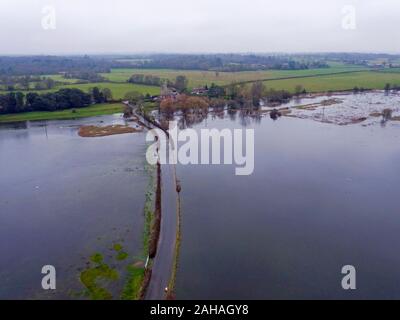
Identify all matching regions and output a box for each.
[281,91,400,125]
[175,92,400,299]
[1,91,400,300]
[0,114,150,299]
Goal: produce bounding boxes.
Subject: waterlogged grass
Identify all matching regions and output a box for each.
[143,164,156,257]
[78,164,156,300]
[80,253,119,300]
[116,251,129,261]
[0,103,124,123]
[121,265,145,300]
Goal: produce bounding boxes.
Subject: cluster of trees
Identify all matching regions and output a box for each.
[0,75,58,91]
[133,54,329,71]
[33,78,57,90]
[207,83,226,98]
[0,89,92,114]
[174,75,188,92]
[352,86,368,93]
[226,81,294,106]
[384,83,400,92]
[160,95,209,115]
[128,74,190,93]
[159,80,295,116]
[0,56,133,76]
[0,86,114,114]
[128,74,164,87]
[64,71,105,82]
[91,87,113,103]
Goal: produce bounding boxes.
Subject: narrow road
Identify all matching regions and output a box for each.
[125,101,180,299]
[145,163,178,299]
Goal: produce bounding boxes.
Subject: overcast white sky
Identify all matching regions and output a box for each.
[0,0,399,54]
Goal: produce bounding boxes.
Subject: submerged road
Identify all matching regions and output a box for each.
[145,163,178,300]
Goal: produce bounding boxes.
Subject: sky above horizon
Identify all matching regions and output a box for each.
[0,0,399,55]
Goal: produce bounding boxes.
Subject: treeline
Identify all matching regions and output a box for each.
[0,75,58,91]
[64,71,105,82]
[0,87,112,114]
[160,81,297,116]
[128,74,190,93]
[133,54,329,71]
[0,56,130,76]
[128,74,165,86]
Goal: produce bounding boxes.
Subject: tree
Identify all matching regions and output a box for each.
[44,78,56,89]
[295,85,304,96]
[101,88,113,102]
[250,81,265,107]
[91,87,104,104]
[160,97,176,115]
[226,82,239,99]
[208,83,225,98]
[174,75,188,92]
[26,93,39,110]
[0,89,91,114]
[15,92,25,112]
[124,91,144,105]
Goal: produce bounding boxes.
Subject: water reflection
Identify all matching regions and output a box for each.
[174,94,400,299]
[0,115,149,299]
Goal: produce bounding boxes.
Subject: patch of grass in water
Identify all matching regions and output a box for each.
[80,259,119,300]
[116,251,128,261]
[121,265,145,300]
[90,253,104,264]
[143,164,156,257]
[113,243,123,252]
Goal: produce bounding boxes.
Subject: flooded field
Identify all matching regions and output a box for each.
[0,114,150,299]
[175,92,400,299]
[280,91,400,125]
[2,91,400,300]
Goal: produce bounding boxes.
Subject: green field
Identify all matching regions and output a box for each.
[0,82,160,100]
[100,63,370,87]
[0,103,125,123]
[56,82,160,99]
[100,66,400,93]
[258,71,400,93]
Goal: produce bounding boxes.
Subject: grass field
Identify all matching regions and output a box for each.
[0,82,160,100]
[258,71,400,93]
[100,66,400,93]
[0,103,124,123]
[100,63,370,87]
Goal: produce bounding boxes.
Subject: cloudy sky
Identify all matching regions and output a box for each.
[0,0,399,54]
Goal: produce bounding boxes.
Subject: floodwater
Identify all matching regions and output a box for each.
[0,114,149,299]
[175,92,400,299]
[282,91,400,125]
